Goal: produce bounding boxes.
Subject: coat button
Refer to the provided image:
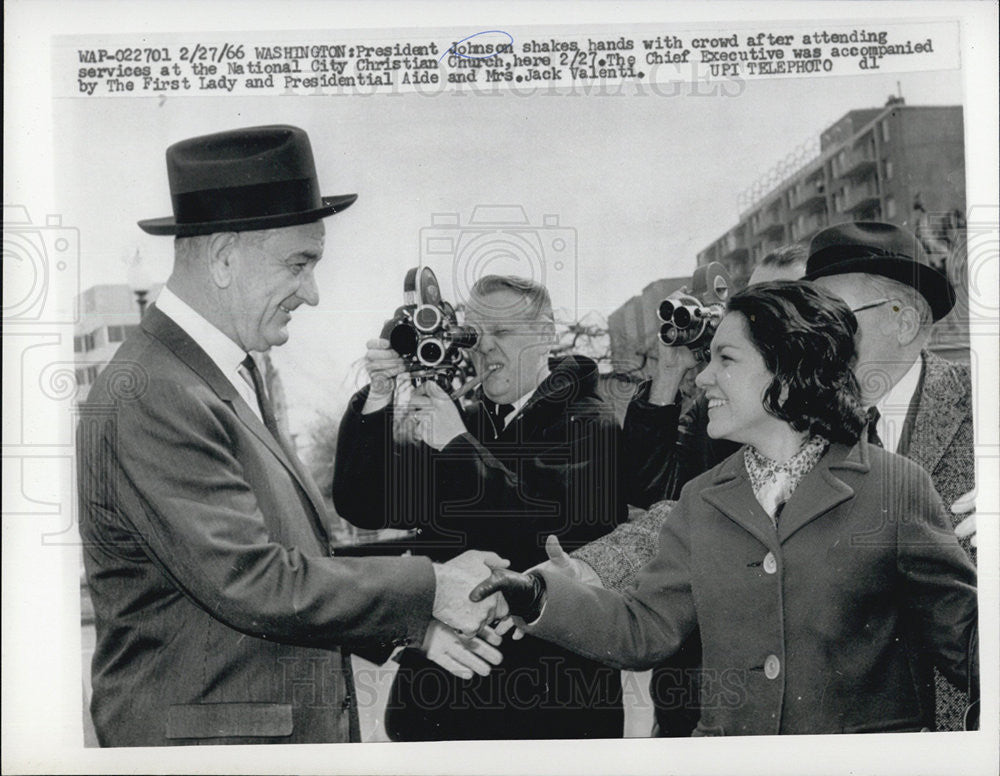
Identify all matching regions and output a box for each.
[763,552,777,574]
[764,654,781,680]
[342,694,353,710]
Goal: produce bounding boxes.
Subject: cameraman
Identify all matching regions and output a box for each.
[333,275,627,741]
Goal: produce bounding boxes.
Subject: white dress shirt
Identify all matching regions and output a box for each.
[503,366,551,428]
[872,356,922,454]
[155,287,263,422]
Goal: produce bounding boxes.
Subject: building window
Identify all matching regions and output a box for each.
[75,368,87,386]
[884,160,893,180]
[881,119,890,143]
[107,325,126,343]
[886,196,897,218]
[76,332,96,353]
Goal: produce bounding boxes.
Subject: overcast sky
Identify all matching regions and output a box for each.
[56,63,963,437]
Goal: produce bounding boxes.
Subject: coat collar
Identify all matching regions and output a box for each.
[907,350,968,476]
[481,354,603,440]
[701,441,869,546]
[141,305,329,540]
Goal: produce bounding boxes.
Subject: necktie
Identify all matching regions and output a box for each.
[487,401,514,438]
[240,354,282,442]
[866,406,884,448]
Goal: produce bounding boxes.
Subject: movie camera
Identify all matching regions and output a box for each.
[657,262,732,359]
[381,267,479,391]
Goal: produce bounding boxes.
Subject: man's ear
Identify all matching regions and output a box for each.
[544,318,557,346]
[895,304,923,347]
[207,233,238,288]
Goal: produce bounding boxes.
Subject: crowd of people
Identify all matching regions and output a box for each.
[77,124,978,746]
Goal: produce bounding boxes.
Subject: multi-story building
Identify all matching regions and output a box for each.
[74,283,161,402]
[696,98,966,290]
[606,99,968,370]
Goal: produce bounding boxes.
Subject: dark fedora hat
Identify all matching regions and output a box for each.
[138,125,356,237]
[804,221,955,321]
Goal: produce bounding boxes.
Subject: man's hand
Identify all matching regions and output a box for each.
[409,381,468,450]
[648,339,699,405]
[419,620,503,680]
[433,551,510,637]
[952,488,977,548]
[363,338,407,414]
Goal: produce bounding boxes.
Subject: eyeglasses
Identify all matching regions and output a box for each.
[850,298,901,314]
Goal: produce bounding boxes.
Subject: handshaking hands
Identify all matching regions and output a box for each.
[431,550,510,637]
[425,539,599,679]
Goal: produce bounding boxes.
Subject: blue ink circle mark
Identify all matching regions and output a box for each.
[439,30,514,62]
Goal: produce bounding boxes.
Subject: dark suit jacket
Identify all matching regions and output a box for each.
[333,355,627,740]
[531,441,978,736]
[78,306,435,746]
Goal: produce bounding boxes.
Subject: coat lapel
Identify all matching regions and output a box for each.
[699,452,780,551]
[777,442,867,544]
[906,351,965,478]
[142,305,330,543]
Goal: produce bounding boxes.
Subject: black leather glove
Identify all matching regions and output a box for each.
[470,569,547,623]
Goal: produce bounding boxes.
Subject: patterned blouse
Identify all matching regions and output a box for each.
[744,436,830,524]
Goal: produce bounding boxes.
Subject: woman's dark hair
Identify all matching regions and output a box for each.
[725,280,867,444]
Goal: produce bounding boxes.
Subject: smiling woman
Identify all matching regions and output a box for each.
[478,280,979,736]
[696,281,867,461]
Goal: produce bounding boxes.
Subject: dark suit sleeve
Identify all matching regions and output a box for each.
[622,384,738,507]
[894,458,978,699]
[103,378,435,651]
[526,486,698,670]
[622,381,684,508]
[332,386,398,529]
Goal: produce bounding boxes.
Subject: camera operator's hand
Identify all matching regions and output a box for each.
[409,381,468,450]
[649,338,699,405]
[363,338,407,414]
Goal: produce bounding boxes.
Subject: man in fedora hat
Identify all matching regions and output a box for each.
[77,125,509,746]
[805,220,977,732]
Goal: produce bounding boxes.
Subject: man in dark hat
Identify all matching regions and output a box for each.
[805,221,977,732]
[77,125,508,746]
